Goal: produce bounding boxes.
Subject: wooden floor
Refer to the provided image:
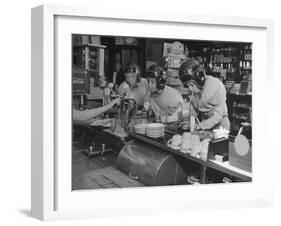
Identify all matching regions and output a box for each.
[72,148,144,190]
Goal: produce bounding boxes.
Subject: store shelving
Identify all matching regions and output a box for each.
[73,43,107,102]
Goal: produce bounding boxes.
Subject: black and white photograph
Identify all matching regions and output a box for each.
[71,34,252,190]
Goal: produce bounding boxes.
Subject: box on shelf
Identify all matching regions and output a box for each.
[208,138,229,161]
[82,35,90,45]
[90,36,101,45]
[239,80,252,94]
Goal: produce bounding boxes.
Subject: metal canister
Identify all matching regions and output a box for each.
[116,140,186,186]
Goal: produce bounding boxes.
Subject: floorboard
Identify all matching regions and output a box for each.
[72,147,144,190]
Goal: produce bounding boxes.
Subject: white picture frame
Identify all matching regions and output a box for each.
[31,4,274,221]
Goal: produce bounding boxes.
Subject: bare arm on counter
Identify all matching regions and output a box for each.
[73,98,120,125]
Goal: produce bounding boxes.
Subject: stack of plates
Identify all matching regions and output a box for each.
[134,124,146,135]
[145,123,165,138]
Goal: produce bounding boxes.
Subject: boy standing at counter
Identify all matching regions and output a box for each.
[118,62,150,108]
[146,65,184,123]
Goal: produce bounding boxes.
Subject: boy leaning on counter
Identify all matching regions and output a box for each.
[178,58,230,131]
[145,64,184,123]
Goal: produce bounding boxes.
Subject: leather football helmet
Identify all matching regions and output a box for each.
[123,62,141,86]
[178,58,206,88]
[146,65,167,91]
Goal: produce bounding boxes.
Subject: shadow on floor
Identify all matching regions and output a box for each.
[18,209,32,217]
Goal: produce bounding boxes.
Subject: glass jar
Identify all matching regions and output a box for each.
[160,110,167,123]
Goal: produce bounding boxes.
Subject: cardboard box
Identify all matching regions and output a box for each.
[208,138,229,161]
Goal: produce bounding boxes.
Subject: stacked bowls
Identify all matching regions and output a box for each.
[145,123,165,138]
[134,124,146,135]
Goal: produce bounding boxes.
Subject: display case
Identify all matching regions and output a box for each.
[72,67,90,95]
[163,41,186,91]
[227,93,252,137]
[190,43,252,85]
[73,43,106,101]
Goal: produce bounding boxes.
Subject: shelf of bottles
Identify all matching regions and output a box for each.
[239,44,252,81]
[202,46,239,81]
[201,44,252,89]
